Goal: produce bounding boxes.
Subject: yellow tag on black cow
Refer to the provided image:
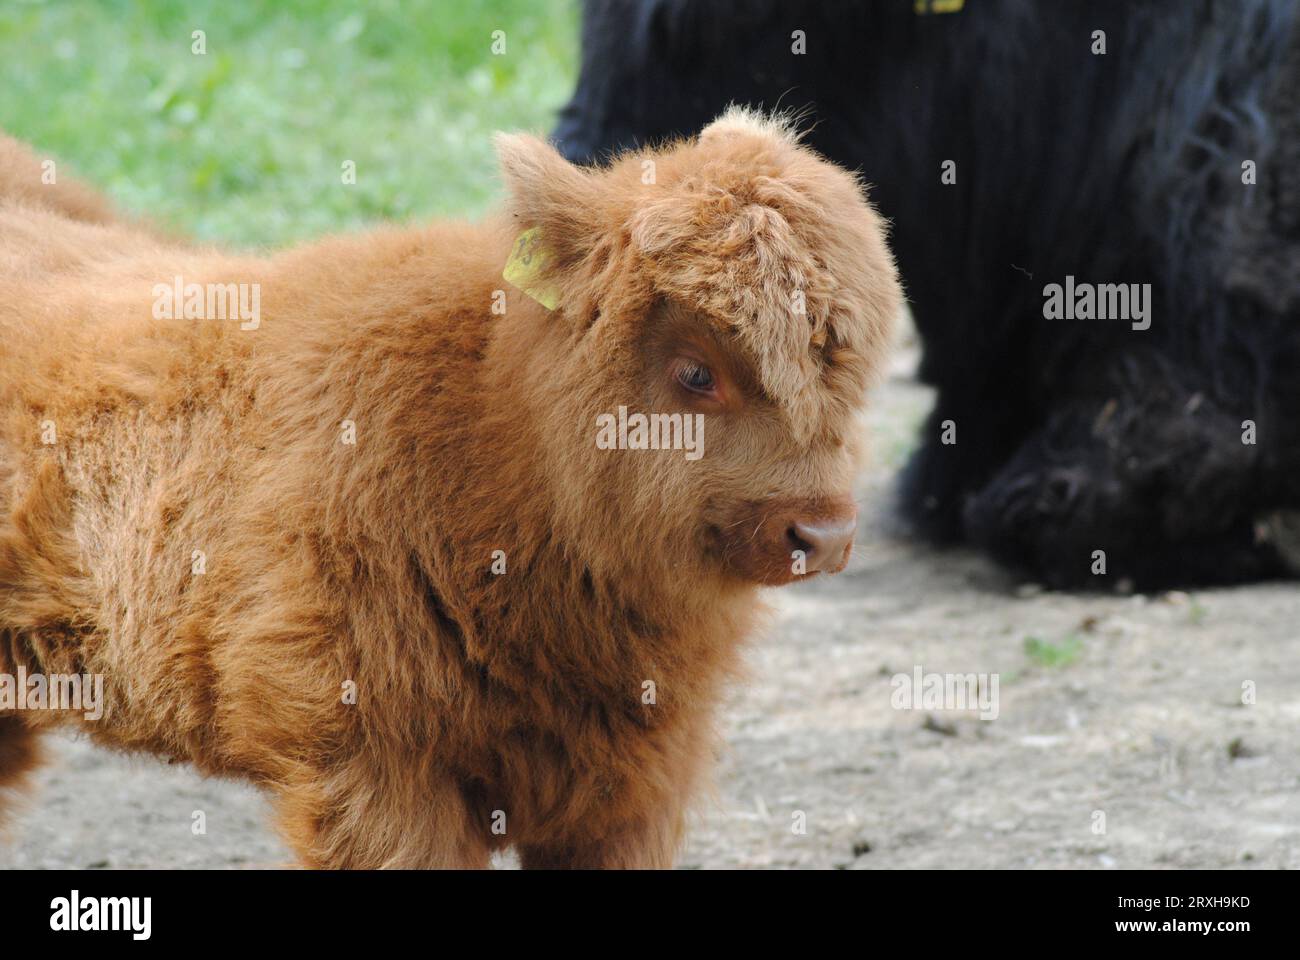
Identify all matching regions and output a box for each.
[915,0,964,13]
[503,227,561,311]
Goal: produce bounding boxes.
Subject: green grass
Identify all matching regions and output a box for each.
[0,0,579,246]
[1023,634,1084,670]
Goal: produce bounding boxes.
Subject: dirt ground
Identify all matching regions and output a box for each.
[3,343,1298,870]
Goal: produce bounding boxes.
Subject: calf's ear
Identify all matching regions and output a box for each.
[495,133,601,269]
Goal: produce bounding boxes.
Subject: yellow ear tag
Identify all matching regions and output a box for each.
[503,227,562,311]
[914,0,964,13]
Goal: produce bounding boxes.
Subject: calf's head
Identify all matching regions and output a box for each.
[495,108,899,591]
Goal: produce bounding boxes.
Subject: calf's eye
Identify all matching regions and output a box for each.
[675,360,716,395]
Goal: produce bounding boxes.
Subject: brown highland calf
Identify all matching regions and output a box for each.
[0,109,899,867]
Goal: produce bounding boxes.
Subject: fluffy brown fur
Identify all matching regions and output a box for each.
[0,109,898,867]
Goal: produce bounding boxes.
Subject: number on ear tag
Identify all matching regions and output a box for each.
[503,227,562,311]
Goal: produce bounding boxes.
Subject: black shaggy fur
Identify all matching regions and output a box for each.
[554,0,1300,589]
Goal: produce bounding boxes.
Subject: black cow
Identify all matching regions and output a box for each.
[555,0,1300,589]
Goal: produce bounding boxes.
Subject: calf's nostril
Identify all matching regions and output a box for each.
[786,525,814,554]
[789,516,857,572]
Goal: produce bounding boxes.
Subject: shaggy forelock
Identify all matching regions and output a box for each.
[621,109,899,438]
